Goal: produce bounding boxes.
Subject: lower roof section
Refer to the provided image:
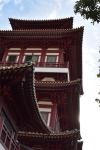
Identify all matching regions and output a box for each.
[18,129,81,150]
[0,62,51,133]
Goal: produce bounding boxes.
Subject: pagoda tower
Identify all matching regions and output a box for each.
[0,17,84,150]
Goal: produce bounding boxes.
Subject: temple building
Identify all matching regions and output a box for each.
[0,17,84,150]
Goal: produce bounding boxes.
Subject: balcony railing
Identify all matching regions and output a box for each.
[0,61,69,68]
[0,120,20,150]
[35,62,69,68]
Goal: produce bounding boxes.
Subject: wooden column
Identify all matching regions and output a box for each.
[50,103,57,131]
[2,48,8,66]
[18,48,25,65]
[66,89,74,130]
[40,48,46,63]
[59,49,64,63]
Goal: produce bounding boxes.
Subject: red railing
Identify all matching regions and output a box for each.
[0,61,24,67]
[0,120,20,150]
[35,62,69,68]
[0,61,69,68]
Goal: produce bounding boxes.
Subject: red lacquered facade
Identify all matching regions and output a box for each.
[0,17,84,150]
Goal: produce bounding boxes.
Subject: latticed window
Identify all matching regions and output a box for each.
[1,113,13,135]
[26,56,38,62]
[41,113,47,123]
[8,55,16,61]
[1,130,5,142]
[5,137,10,148]
[47,56,56,62]
[54,119,57,132]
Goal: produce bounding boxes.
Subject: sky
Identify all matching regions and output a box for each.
[0,0,100,149]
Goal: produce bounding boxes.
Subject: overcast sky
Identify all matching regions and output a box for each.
[0,0,100,150]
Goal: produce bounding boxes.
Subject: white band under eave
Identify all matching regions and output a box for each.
[39,108,51,112]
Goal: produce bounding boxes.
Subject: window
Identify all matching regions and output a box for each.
[1,113,13,134]
[54,119,57,132]
[26,56,38,62]
[8,56,16,61]
[41,113,47,123]
[47,56,56,62]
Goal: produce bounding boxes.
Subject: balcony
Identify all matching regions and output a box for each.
[0,61,69,68]
[0,61,69,81]
[0,120,20,150]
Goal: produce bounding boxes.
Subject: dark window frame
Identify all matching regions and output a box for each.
[25,55,38,62]
[8,55,17,62]
[41,112,48,123]
[47,56,56,62]
[1,112,14,135]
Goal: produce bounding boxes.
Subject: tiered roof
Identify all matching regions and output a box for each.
[9,17,73,30]
[35,79,81,132]
[0,62,51,133]
[0,26,84,92]
[18,129,80,149]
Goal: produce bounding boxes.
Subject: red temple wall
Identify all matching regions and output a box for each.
[0,97,19,140]
[2,47,65,64]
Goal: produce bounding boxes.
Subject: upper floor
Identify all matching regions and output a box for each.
[0,47,70,82]
[9,17,73,30]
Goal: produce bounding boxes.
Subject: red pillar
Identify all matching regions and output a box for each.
[59,49,64,63]
[40,48,46,62]
[2,48,8,66]
[50,103,57,131]
[18,49,25,64]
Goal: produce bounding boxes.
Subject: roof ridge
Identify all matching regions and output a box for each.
[0,26,84,32]
[18,128,79,136]
[35,79,82,84]
[8,17,73,21]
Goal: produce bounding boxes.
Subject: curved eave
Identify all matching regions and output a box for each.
[18,129,81,150]
[69,27,84,95]
[0,63,51,133]
[0,26,83,32]
[35,79,82,93]
[9,17,73,30]
[0,48,5,61]
[35,79,82,131]
[18,128,79,137]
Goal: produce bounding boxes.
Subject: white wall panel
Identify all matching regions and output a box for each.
[24,53,32,55]
[26,48,42,50]
[6,56,8,61]
[23,56,25,62]
[35,67,69,73]
[8,53,20,55]
[33,53,41,55]
[45,56,47,62]
[56,56,59,62]
[39,108,51,112]
[47,48,59,50]
[16,56,19,62]
[46,53,59,55]
[38,56,41,62]
[47,113,51,126]
[9,48,21,50]
[42,77,55,81]
[38,101,53,105]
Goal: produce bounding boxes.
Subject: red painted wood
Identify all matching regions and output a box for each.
[18,49,24,64]
[50,103,57,131]
[59,49,64,63]
[40,49,46,62]
[9,18,73,30]
[0,120,19,150]
[2,48,8,66]
[1,98,19,133]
